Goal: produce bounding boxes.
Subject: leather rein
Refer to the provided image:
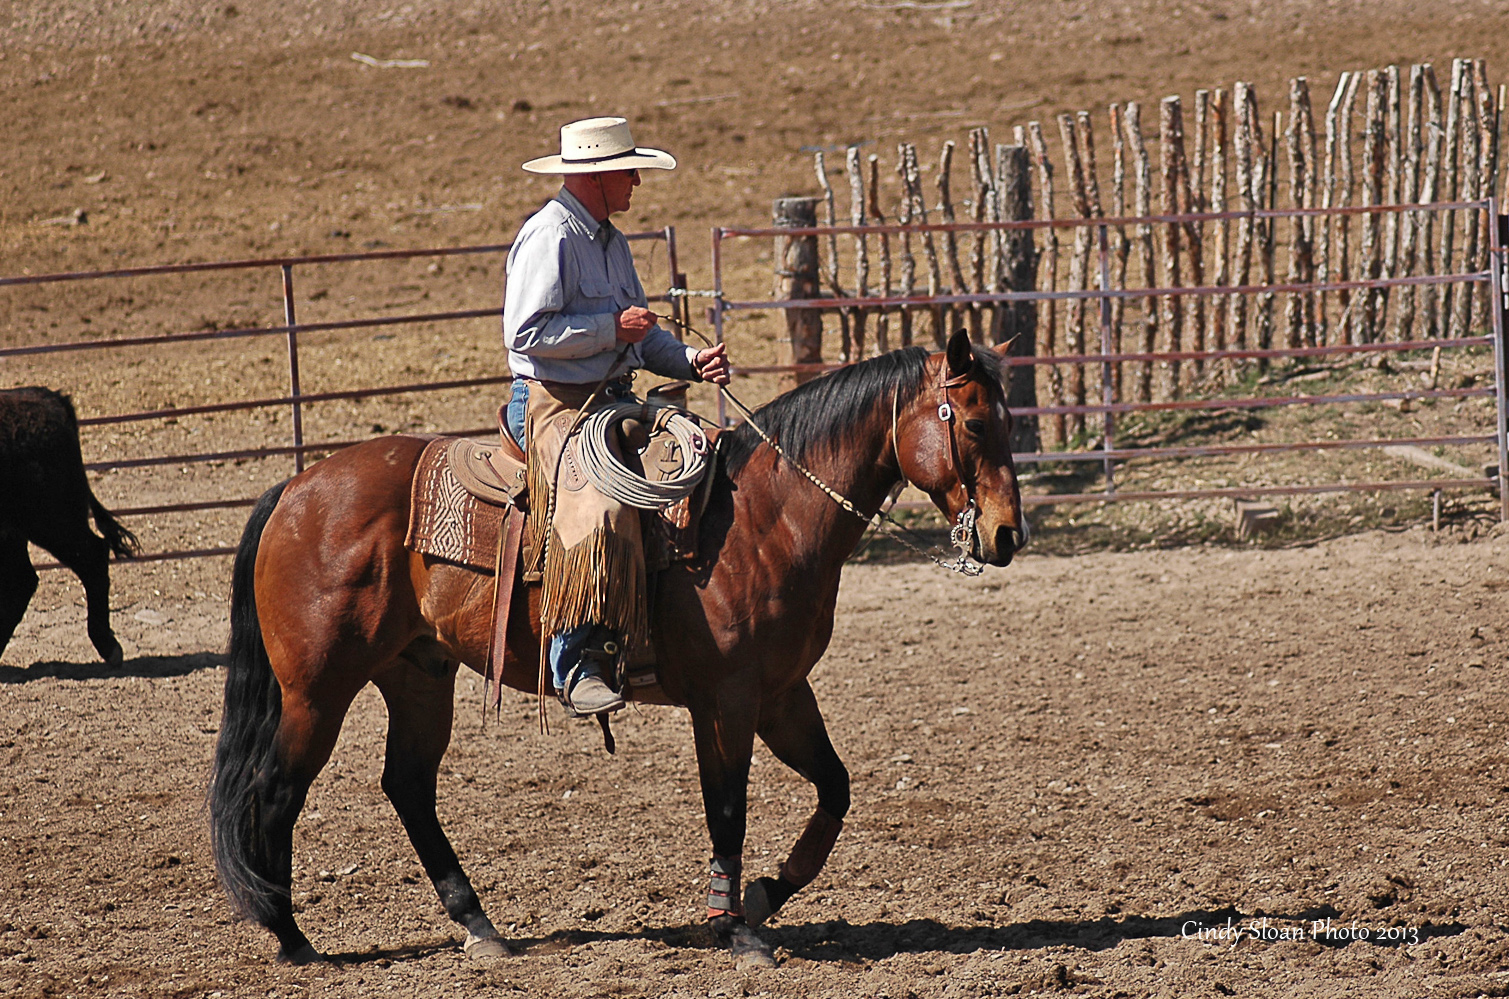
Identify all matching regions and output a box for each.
[714,348,986,577]
[652,310,987,574]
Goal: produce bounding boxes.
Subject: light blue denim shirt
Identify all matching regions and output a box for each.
[503,189,698,384]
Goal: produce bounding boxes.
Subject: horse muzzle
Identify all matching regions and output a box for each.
[973,520,1028,567]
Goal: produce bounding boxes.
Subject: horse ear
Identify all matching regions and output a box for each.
[946,327,974,378]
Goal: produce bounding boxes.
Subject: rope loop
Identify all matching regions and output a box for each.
[578,401,711,509]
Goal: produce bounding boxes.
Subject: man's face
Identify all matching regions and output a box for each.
[597,169,641,216]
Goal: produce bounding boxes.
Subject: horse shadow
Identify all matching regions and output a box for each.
[762,908,1467,961]
[323,905,1470,967]
[0,651,222,684]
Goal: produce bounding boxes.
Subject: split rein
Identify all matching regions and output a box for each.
[651,313,986,577]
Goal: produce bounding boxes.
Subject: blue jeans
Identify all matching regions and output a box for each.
[507,378,604,691]
[505,378,529,450]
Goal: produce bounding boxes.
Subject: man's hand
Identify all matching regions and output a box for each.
[615,305,655,344]
[694,342,731,385]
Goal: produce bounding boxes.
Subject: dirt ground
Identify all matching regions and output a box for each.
[8,529,1509,999]
[8,1,1509,997]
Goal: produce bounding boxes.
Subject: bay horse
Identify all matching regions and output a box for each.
[209,329,1025,968]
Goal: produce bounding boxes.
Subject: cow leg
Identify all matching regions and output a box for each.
[744,679,849,928]
[0,533,38,659]
[372,658,508,958]
[689,687,776,970]
[29,515,120,667]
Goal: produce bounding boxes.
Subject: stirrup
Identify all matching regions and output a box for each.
[560,668,625,716]
[558,629,625,717]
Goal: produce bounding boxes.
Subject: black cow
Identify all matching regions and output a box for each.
[0,387,139,666]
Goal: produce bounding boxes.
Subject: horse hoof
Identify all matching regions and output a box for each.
[464,932,512,959]
[276,944,326,965]
[743,879,774,928]
[727,922,777,971]
[101,642,124,669]
[733,941,777,972]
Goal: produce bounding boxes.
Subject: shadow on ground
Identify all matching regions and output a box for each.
[320,906,1468,968]
[0,651,222,684]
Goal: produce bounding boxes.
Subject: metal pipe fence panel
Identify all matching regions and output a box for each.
[3,229,683,567]
[10,198,1506,575]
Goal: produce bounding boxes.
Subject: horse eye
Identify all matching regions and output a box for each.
[965,418,989,437]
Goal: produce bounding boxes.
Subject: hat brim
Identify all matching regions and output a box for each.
[522,147,677,174]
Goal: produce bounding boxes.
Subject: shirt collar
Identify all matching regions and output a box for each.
[556,188,606,238]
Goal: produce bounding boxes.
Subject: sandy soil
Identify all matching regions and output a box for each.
[7,529,1509,998]
[7,2,1509,996]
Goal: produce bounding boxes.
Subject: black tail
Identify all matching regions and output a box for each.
[208,479,290,925]
[88,495,141,559]
[52,388,139,559]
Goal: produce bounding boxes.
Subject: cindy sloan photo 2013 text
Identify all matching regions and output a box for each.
[1183,916,1423,948]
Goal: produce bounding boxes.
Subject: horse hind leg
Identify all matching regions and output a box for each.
[745,680,850,929]
[211,481,358,964]
[214,678,358,963]
[373,655,509,959]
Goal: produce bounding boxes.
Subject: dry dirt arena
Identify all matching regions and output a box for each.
[8,532,1509,999]
[9,1,1509,997]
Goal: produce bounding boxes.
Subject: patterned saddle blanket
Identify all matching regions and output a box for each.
[403,426,718,574]
[404,436,521,571]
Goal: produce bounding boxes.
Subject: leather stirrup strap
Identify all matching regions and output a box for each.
[486,506,526,716]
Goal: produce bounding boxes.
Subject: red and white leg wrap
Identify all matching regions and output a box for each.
[777,807,844,888]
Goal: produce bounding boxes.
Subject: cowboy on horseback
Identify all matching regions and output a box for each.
[503,116,731,718]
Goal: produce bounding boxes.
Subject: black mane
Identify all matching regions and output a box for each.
[715,348,929,476]
[721,347,932,475]
[720,343,1008,476]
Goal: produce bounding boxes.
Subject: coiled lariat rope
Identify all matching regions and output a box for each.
[650,311,984,576]
[578,402,711,509]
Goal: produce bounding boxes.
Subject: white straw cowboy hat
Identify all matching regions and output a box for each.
[522,116,677,174]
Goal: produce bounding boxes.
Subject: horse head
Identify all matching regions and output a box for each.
[895,328,1028,567]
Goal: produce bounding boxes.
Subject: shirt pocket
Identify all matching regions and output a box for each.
[577,278,620,313]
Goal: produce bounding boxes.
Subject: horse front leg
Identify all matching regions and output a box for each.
[689,694,776,970]
[744,679,849,928]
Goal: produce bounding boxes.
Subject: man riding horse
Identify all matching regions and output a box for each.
[503,116,731,717]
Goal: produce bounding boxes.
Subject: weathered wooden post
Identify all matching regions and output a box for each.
[773,196,824,385]
[845,147,869,362]
[813,152,851,360]
[1059,112,1092,434]
[868,154,893,354]
[1356,69,1388,344]
[1124,102,1158,403]
[1158,96,1186,400]
[997,143,1041,455]
[1027,120,1065,448]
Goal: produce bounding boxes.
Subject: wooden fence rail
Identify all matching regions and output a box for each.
[789,60,1502,450]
